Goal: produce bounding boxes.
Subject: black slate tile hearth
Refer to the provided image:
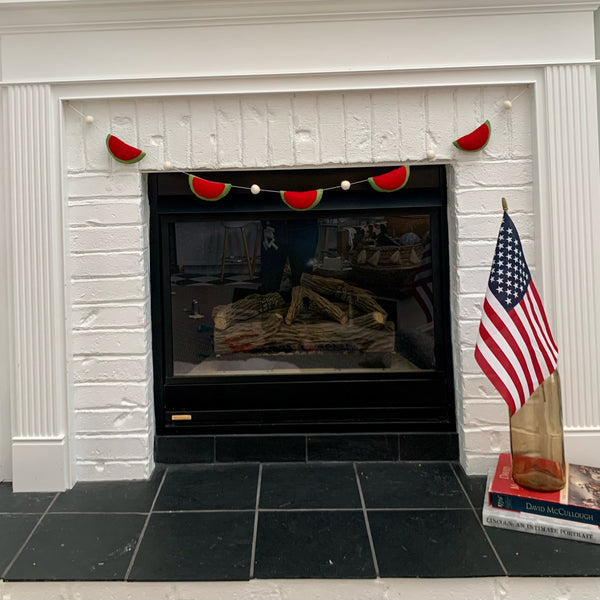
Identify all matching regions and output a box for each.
[484,526,600,577]
[0,514,40,576]
[367,509,504,578]
[358,462,470,508]
[216,435,306,462]
[5,513,146,581]
[128,512,255,581]
[254,510,375,579]
[260,463,361,509]
[51,466,165,513]
[0,482,55,513]
[306,434,398,461]
[0,460,599,582]
[398,432,459,460]
[154,464,258,511]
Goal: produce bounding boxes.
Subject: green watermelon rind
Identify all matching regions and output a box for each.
[188,175,232,201]
[452,120,491,152]
[105,134,146,164]
[280,189,323,211]
[368,165,410,193]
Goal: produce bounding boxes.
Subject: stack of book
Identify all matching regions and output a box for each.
[483,452,600,544]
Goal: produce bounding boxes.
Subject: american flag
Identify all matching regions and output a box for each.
[413,242,433,322]
[474,211,558,415]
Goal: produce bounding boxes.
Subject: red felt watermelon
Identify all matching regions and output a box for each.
[368,165,410,192]
[453,120,491,151]
[189,175,231,201]
[105,134,146,164]
[280,189,323,211]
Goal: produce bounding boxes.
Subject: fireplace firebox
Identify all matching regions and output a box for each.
[148,165,454,440]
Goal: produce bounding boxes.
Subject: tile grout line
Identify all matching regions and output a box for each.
[1,492,61,579]
[123,466,169,581]
[249,463,263,579]
[353,462,380,578]
[450,463,508,577]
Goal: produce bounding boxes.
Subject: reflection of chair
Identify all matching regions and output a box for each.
[220,221,260,281]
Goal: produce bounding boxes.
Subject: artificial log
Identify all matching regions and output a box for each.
[212,292,286,330]
[350,311,387,329]
[213,317,395,355]
[285,285,348,326]
[300,272,388,321]
[213,311,285,353]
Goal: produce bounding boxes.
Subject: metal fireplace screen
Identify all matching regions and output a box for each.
[148,165,454,433]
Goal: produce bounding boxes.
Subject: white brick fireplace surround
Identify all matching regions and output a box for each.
[2,0,600,495]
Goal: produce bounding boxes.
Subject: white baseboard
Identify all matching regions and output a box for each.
[11,437,70,492]
[564,429,600,468]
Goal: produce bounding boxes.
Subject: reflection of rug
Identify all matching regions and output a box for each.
[395,327,435,370]
[174,352,421,377]
[170,281,261,364]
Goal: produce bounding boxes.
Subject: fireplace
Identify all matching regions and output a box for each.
[2,0,600,492]
[148,166,454,441]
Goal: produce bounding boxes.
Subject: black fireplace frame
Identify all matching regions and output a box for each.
[147,165,455,443]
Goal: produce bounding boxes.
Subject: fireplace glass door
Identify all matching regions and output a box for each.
[148,166,454,433]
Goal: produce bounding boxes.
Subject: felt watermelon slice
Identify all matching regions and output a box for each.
[453,120,491,151]
[105,134,146,164]
[188,175,231,201]
[368,165,410,192]
[280,189,323,211]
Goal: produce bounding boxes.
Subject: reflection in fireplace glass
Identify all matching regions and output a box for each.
[170,213,435,376]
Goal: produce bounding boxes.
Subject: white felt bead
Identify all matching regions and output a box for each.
[85,115,94,124]
[341,180,351,191]
[163,161,173,169]
[426,149,436,160]
[503,100,512,109]
[251,184,261,195]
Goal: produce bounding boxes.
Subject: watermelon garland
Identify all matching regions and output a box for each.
[106,134,146,164]
[99,114,494,210]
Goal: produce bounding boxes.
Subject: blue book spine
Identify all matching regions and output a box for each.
[489,492,600,527]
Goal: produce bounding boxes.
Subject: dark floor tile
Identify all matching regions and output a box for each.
[0,483,56,513]
[260,463,361,509]
[128,512,254,581]
[254,510,375,579]
[398,432,459,460]
[0,514,40,576]
[51,466,165,513]
[452,463,488,508]
[154,464,258,511]
[5,513,146,581]
[368,509,504,578]
[307,434,398,461]
[154,435,214,463]
[216,435,305,462]
[485,525,600,576]
[358,462,470,508]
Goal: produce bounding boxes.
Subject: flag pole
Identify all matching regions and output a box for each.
[502,197,508,212]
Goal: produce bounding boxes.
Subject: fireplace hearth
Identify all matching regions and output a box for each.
[148,165,455,449]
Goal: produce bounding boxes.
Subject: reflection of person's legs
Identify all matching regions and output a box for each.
[287,220,319,286]
[260,220,289,293]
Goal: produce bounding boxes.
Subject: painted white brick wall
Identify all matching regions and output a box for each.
[65,84,534,481]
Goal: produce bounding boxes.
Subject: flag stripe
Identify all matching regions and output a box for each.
[516,293,556,375]
[526,282,559,362]
[508,306,545,384]
[474,339,519,414]
[481,297,532,401]
[529,281,558,355]
[484,293,536,396]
